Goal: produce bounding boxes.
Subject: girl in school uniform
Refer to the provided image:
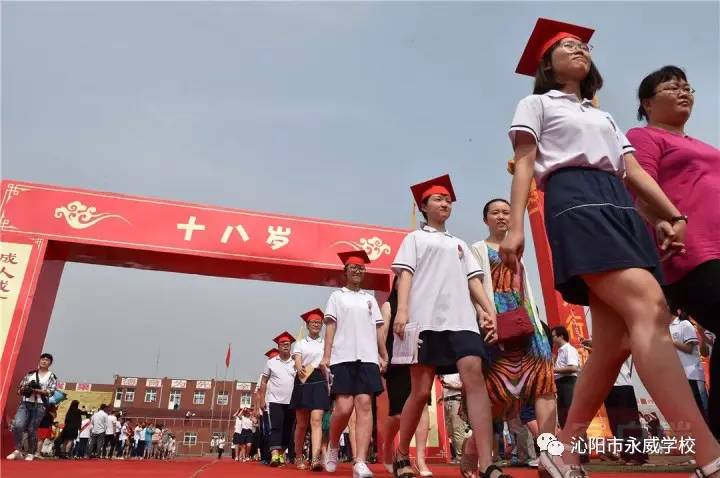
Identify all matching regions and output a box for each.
[502,17,720,478]
[391,174,508,478]
[290,308,331,471]
[320,250,387,478]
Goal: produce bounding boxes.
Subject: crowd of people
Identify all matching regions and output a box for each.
[5,14,719,478]
[248,16,719,478]
[5,353,178,462]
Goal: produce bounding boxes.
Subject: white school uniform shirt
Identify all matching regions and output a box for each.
[554,342,580,380]
[508,90,635,190]
[292,336,324,368]
[79,418,92,439]
[325,287,383,366]
[133,425,143,441]
[669,317,704,381]
[105,413,118,435]
[240,416,253,431]
[234,416,244,434]
[392,224,484,333]
[90,409,108,434]
[262,355,297,404]
[613,357,634,387]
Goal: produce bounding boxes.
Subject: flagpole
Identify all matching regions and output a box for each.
[210,363,217,452]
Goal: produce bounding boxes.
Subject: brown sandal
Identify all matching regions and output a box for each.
[311,457,323,471]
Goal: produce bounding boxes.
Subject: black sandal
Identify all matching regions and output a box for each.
[480,464,513,478]
[394,455,416,478]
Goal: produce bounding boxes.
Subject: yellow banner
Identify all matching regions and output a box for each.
[0,242,33,354]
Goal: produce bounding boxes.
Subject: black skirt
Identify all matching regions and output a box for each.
[664,259,720,334]
[544,167,663,306]
[330,362,384,397]
[289,369,331,411]
[384,365,432,416]
[417,330,488,375]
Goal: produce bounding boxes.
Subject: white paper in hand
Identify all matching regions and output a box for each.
[391,322,420,365]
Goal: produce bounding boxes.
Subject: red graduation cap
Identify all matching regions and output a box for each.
[300,308,324,323]
[337,250,371,266]
[273,331,296,345]
[264,348,279,358]
[410,174,456,209]
[515,18,595,76]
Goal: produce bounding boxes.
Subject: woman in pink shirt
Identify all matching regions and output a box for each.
[627,65,720,441]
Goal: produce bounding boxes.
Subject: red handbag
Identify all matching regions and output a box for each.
[496,263,535,344]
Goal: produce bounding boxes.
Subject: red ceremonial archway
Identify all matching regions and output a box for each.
[0,180,448,458]
[0,178,596,459]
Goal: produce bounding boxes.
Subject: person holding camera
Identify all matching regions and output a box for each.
[6,352,58,461]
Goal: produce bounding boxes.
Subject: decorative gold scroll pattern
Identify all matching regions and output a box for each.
[54,201,131,230]
[0,184,31,230]
[331,236,392,261]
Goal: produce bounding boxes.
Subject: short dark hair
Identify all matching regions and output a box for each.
[533,41,603,100]
[482,198,510,220]
[419,197,429,222]
[636,65,687,121]
[550,326,570,342]
[40,353,54,363]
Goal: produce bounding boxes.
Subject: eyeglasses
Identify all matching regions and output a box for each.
[347,265,366,272]
[655,84,696,96]
[559,40,593,53]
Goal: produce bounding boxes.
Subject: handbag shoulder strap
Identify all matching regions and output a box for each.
[513,262,527,303]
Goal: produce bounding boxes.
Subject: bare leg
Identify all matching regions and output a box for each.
[415,406,432,475]
[383,415,400,466]
[457,355,498,477]
[328,395,354,449]
[397,365,435,456]
[573,269,720,467]
[353,394,373,463]
[295,409,310,462]
[534,393,557,437]
[310,410,324,461]
[555,291,629,465]
[348,408,357,460]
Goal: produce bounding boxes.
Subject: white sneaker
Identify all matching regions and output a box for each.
[353,461,374,478]
[24,454,35,461]
[6,450,23,460]
[324,445,339,473]
[527,458,539,468]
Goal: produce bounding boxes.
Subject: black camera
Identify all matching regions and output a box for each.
[20,380,41,398]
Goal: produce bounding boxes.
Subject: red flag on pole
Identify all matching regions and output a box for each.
[225,343,231,368]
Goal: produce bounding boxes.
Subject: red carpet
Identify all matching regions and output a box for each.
[0,458,690,478]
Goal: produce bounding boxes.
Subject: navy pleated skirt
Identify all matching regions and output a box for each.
[543,167,663,306]
[329,362,384,397]
[289,369,330,411]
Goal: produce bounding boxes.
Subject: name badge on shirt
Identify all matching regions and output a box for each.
[457,244,464,260]
[367,300,372,316]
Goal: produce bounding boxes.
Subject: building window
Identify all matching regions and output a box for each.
[183,432,197,446]
[240,392,252,408]
[193,391,205,405]
[169,390,182,407]
[115,389,123,401]
[124,388,135,402]
[216,391,229,406]
[144,389,157,403]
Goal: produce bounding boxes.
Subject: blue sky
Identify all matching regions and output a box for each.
[3,1,718,383]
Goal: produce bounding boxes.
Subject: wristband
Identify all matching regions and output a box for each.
[670,215,688,225]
